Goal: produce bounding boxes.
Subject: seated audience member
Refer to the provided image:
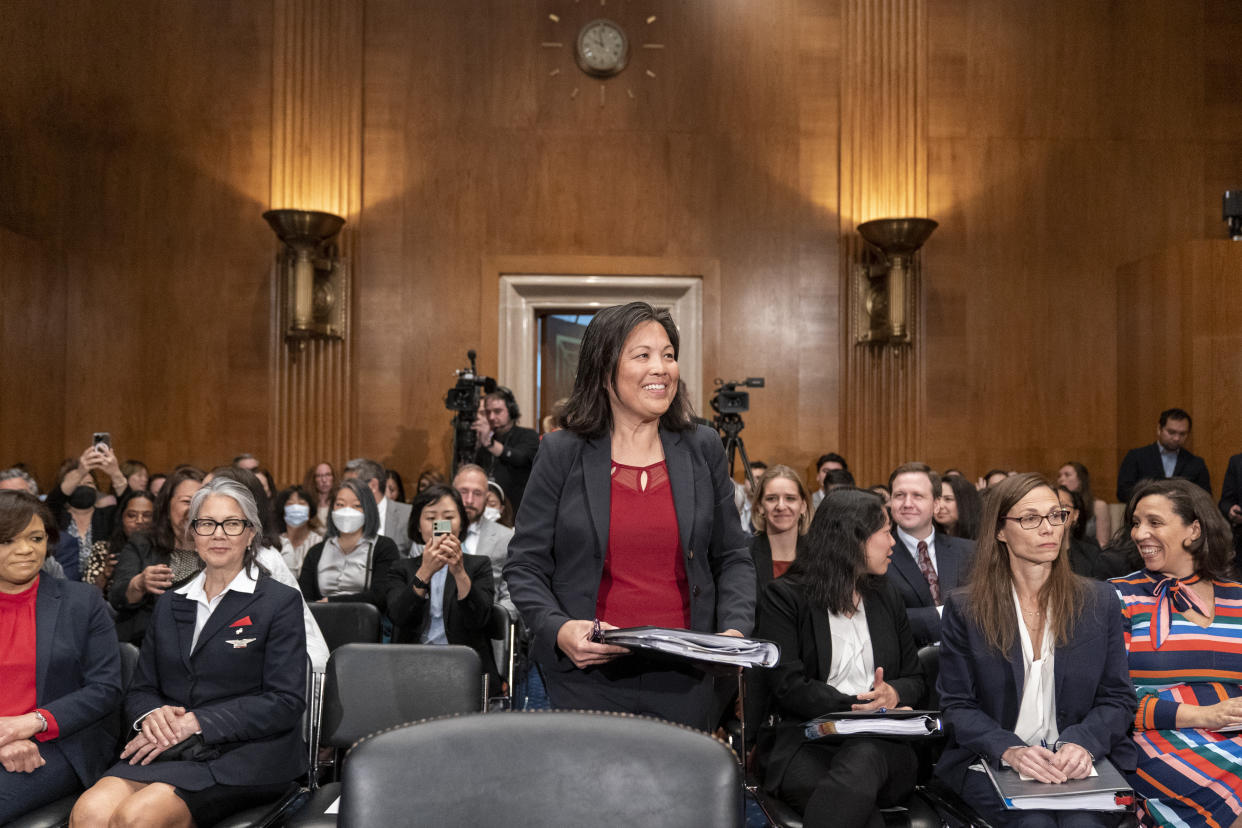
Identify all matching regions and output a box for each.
[385,484,499,690]
[810,452,849,510]
[1057,461,1112,547]
[415,466,446,494]
[934,473,982,541]
[1116,407,1211,502]
[147,473,167,496]
[0,491,123,824]
[47,447,126,580]
[0,468,39,496]
[453,464,515,613]
[253,467,276,499]
[1218,450,1242,564]
[978,468,1011,490]
[749,465,811,599]
[868,484,891,510]
[119,461,148,495]
[109,466,206,645]
[884,462,974,646]
[343,457,412,557]
[302,462,337,527]
[384,469,406,504]
[485,479,514,529]
[755,488,923,828]
[298,477,398,611]
[936,474,1136,826]
[232,452,260,472]
[84,489,155,594]
[1111,478,1242,827]
[942,468,965,479]
[72,479,307,828]
[822,467,855,493]
[273,485,323,578]
[1054,485,1108,580]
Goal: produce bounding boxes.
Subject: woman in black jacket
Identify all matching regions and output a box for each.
[298,478,397,612]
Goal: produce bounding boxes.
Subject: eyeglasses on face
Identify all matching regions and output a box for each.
[1001,509,1071,531]
[190,518,252,536]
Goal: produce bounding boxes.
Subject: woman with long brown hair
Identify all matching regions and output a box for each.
[935,473,1136,826]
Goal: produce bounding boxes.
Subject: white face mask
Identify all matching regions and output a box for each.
[332,507,365,534]
[483,506,502,523]
[284,503,311,528]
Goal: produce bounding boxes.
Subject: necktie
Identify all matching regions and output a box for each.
[916,540,940,605]
[1150,572,1211,649]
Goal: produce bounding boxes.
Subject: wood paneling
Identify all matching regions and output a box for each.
[1117,242,1242,494]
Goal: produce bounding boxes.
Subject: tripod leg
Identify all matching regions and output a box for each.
[735,438,754,490]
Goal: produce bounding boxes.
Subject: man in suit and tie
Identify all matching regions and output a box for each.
[343,457,413,557]
[883,462,974,646]
[454,463,515,613]
[1116,407,1212,503]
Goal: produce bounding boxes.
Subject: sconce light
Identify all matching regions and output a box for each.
[262,209,347,347]
[853,217,938,345]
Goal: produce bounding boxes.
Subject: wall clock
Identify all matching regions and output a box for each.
[542,2,665,106]
[576,19,628,77]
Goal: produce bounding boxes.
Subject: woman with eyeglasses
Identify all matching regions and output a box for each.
[1110,478,1242,828]
[72,478,307,828]
[936,473,1136,827]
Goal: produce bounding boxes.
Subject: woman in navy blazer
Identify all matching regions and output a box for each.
[73,478,306,828]
[0,492,122,824]
[504,302,755,730]
[936,474,1136,827]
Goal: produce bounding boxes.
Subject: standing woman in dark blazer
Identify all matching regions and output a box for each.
[0,492,122,824]
[755,487,924,828]
[749,464,812,599]
[297,477,397,612]
[72,478,307,828]
[504,301,756,730]
[936,473,1136,827]
[385,484,498,690]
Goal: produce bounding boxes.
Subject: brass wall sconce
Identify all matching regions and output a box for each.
[853,217,938,345]
[263,209,347,347]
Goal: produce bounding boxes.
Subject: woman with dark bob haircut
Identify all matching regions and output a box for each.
[937,473,1136,827]
[504,301,755,729]
[1110,478,1242,827]
[754,487,923,828]
[0,491,122,823]
[297,477,398,612]
[934,473,983,541]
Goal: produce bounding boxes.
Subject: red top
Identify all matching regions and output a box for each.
[771,559,793,579]
[595,461,690,629]
[0,577,60,740]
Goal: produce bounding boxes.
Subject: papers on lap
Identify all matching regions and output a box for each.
[982,758,1133,811]
[598,627,780,668]
[802,710,942,739]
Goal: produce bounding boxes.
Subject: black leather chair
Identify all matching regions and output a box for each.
[307,601,382,653]
[10,642,142,828]
[337,710,744,827]
[286,644,484,827]
[488,603,517,698]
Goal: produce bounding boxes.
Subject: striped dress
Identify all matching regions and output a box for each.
[1112,571,1242,828]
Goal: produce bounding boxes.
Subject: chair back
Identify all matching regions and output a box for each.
[339,711,743,828]
[320,644,483,748]
[308,601,382,652]
[488,604,517,693]
[917,644,940,710]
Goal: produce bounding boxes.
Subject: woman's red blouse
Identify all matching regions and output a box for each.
[0,577,60,739]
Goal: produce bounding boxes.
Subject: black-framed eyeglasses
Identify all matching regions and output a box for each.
[190,518,252,537]
[1001,509,1071,531]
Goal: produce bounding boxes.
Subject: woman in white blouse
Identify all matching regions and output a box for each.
[935,473,1136,827]
[754,487,926,828]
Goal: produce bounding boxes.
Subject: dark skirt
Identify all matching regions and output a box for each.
[544,653,715,730]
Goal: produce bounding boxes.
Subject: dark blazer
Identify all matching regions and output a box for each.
[384,552,499,688]
[35,576,124,789]
[476,424,541,513]
[883,530,974,645]
[934,580,1138,793]
[120,575,307,790]
[1116,442,1211,502]
[108,531,169,645]
[297,534,398,612]
[749,533,808,606]
[1220,453,1242,557]
[754,576,925,793]
[503,424,756,673]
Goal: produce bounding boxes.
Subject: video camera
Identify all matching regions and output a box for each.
[710,377,765,416]
[445,350,497,471]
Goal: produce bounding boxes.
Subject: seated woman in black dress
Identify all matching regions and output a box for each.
[0,491,122,824]
[385,484,498,690]
[936,473,1136,827]
[756,487,924,828]
[72,478,307,828]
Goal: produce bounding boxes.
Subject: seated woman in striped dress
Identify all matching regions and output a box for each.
[1111,478,1242,828]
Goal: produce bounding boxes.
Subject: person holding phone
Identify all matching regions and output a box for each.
[384,484,498,689]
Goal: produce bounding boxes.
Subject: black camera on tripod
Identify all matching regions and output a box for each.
[710,377,765,416]
[444,350,496,471]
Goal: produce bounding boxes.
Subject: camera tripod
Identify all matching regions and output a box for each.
[716,412,756,490]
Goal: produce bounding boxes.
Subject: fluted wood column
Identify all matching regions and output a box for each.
[838,0,929,484]
[267,0,363,485]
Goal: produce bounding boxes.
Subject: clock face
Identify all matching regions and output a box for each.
[576,19,628,77]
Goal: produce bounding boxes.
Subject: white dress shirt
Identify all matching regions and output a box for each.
[175,567,258,652]
[1011,587,1058,748]
[826,600,875,697]
[895,525,937,571]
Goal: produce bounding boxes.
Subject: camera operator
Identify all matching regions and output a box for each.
[472,389,540,513]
